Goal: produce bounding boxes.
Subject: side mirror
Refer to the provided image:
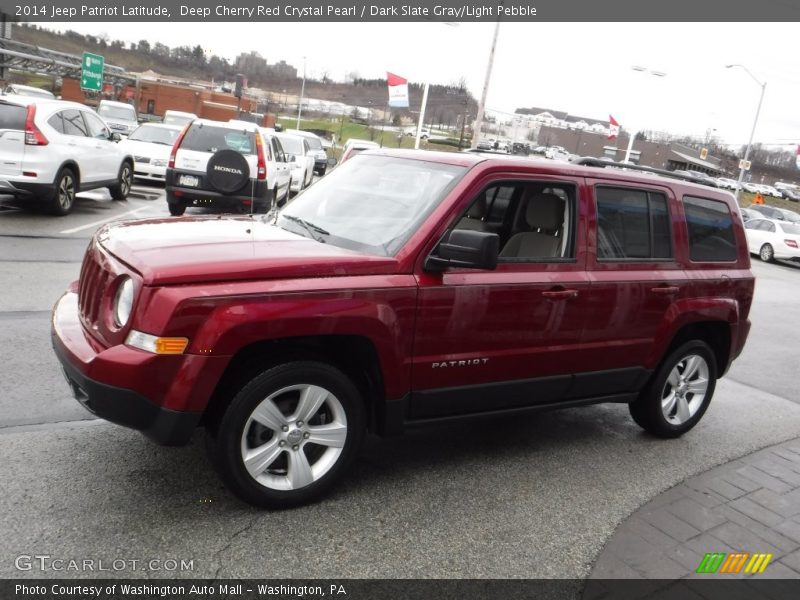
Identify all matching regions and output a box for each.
[425,230,499,272]
[327,157,338,167]
[110,132,121,142]
[286,154,295,163]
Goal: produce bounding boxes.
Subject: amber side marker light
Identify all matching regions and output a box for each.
[126,330,189,355]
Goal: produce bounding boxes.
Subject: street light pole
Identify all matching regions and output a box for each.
[726,64,766,203]
[296,56,306,130]
[623,66,667,163]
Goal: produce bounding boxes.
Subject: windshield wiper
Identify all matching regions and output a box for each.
[281,215,329,242]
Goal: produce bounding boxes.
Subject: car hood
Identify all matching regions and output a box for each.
[119,139,171,160]
[96,215,399,285]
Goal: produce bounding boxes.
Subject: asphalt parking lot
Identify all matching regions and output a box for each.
[1,188,799,579]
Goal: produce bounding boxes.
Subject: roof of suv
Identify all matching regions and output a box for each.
[192,118,261,132]
[0,96,88,110]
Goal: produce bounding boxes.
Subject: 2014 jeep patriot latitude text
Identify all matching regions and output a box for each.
[52,151,754,508]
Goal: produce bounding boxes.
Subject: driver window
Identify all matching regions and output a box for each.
[454,181,575,261]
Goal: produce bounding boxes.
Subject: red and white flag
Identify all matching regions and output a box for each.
[387,72,409,108]
[608,115,620,140]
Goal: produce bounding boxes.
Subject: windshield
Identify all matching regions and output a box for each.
[277,135,303,155]
[128,125,181,145]
[277,154,465,256]
[98,104,137,122]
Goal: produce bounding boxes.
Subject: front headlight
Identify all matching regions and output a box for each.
[113,277,134,327]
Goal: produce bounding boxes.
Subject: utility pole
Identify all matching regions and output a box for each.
[296,56,306,130]
[471,5,502,149]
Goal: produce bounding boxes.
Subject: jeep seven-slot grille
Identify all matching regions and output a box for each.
[78,244,112,332]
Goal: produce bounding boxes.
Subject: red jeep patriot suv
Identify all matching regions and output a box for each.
[52,151,754,508]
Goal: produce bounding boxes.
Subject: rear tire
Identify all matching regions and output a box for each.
[629,340,717,438]
[759,243,775,263]
[109,161,133,201]
[206,361,366,509]
[48,168,77,216]
[166,192,185,216]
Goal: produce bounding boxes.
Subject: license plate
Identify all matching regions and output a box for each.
[179,174,199,187]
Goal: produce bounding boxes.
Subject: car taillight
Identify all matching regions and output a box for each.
[255,133,267,180]
[24,105,48,146]
[785,239,798,248]
[168,124,189,168]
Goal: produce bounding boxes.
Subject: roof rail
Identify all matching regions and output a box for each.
[571,157,707,185]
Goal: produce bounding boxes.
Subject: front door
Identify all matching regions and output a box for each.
[411,176,591,419]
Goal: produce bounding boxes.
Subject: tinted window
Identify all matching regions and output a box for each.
[47,113,65,134]
[596,187,672,260]
[745,219,763,230]
[0,102,28,130]
[82,111,110,139]
[277,135,303,155]
[682,196,737,262]
[180,125,256,155]
[61,110,89,137]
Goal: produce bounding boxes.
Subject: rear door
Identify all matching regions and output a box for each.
[582,179,684,384]
[0,101,27,177]
[60,109,97,184]
[270,137,291,194]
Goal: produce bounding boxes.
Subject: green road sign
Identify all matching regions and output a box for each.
[81,52,104,92]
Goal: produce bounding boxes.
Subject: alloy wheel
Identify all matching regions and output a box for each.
[660,354,709,425]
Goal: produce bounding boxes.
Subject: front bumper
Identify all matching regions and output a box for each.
[51,291,203,446]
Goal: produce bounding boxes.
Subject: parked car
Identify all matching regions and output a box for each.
[162,110,197,127]
[778,208,800,223]
[340,138,379,163]
[715,177,739,190]
[257,128,294,204]
[742,182,761,193]
[762,185,783,198]
[783,188,800,202]
[52,151,754,508]
[744,218,800,263]
[2,84,56,99]
[286,129,329,175]
[119,123,183,183]
[672,170,719,187]
[748,204,787,221]
[165,119,277,215]
[739,207,758,222]
[0,96,133,215]
[405,126,430,139]
[96,100,138,137]
[275,132,315,193]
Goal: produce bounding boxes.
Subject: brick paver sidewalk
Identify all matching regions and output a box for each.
[590,438,800,578]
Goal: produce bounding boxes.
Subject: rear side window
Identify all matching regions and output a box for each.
[47,113,65,134]
[180,125,256,155]
[61,110,89,137]
[0,103,27,130]
[595,187,672,260]
[682,196,737,262]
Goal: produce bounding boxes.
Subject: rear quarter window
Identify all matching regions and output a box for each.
[0,103,28,130]
[682,196,737,262]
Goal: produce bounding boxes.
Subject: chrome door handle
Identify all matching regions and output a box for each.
[542,289,579,300]
[651,286,680,295]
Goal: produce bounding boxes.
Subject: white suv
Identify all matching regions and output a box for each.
[166,119,291,215]
[0,96,134,215]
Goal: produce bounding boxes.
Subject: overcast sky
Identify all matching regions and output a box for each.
[40,21,800,149]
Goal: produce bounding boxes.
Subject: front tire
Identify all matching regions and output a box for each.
[629,341,717,438]
[759,243,775,263]
[207,361,366,509]
[109,161,133,201]
[48,168,77,216]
